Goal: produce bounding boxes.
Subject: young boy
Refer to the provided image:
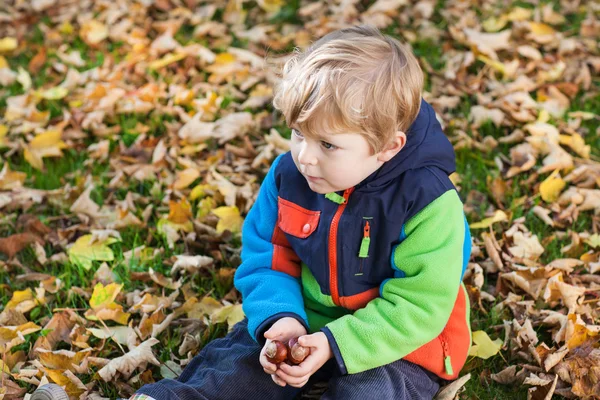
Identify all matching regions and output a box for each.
[131,25,471,400]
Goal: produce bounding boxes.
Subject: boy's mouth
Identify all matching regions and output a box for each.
[305,175,322,182]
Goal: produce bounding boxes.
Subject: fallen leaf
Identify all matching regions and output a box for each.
[468,330,503,359]
[98,338,160,381]
[68,235,119,271]
[470,210,508,229]
[0,233,43,259]
[540,170,566,203]
[212,206,243,234]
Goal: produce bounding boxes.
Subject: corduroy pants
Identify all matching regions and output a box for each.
[134,319,444,400]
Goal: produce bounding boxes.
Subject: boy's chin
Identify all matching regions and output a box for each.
[306,180,331,194]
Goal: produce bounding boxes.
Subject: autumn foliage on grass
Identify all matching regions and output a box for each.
[0,0,599,399]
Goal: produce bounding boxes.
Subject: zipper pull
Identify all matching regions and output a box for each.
[441,339,453,376]
[325,192,346,204]
[358,221,370,258]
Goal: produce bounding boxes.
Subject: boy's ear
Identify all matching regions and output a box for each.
[376,131,407,162]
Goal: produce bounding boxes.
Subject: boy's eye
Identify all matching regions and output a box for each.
[292,129,303,138]
[321,141,337,150]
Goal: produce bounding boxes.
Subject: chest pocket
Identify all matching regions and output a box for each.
[277,197,320,238]
[275,197,321,274]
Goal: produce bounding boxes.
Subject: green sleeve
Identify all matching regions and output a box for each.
[324,189,466,374]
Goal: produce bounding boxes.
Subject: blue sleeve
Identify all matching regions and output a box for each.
[233,155,309,343]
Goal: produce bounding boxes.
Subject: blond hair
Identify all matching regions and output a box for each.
[272,25,424,154]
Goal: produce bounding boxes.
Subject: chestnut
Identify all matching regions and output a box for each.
[287,337,310,364]
[265,340,288,364]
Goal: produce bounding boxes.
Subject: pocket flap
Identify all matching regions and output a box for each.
[277,197,320,238]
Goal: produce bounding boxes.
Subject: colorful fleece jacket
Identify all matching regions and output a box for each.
[233,99,472,380]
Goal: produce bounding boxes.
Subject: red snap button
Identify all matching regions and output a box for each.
[302,224,311,234]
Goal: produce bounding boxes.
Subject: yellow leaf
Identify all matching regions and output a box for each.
[0,163,27,190]
[529,22,556,35]
[476,55,506,75]
[68,234,119,270]
[148,52,186,70]
[568,111,597,120]
[0,37,18,52]
[566,314,598,350]
[210,304,245,331]
[468,330,503,359]
[190,184,211,201]
[197,196,217,219]
[44,369,87,398]
[585,234,600,249]
[256,0,283,13]
[29,130,66,150]
[89,283,123,310]
[559,133,590,159]
[167,198,193,225]
[16,67,31,90]
[80,20,108,45]
[87,326,134,345]
[85,303,130,325]
[214,53,236,64]
[188,296,223,319]
[0,124,7,146]
[469,210,508,229]
[482,15,508,32]
[36,86,69,100]
[212,206,243,234]
[506,7,532,21]
[58,21,74,35]
[173,168,200,190]
[540,170,566,203]
[6,289,35,311]
[24,130,68,170]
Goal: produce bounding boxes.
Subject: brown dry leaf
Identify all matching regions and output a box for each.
[149,268,182,290]
[98,338,161,381]
[434,373,471,399]
[508,232,544,261]
[0,163,27,190]
[36,348,91,373]
[526,374,558,400]
[173,168,200,190]
[0,232,44,259]
[33,312,75,352]
[559,344,600,398]
[44,368,88,398]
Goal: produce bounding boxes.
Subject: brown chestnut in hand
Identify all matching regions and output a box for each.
[265,340,288,364]
[287,337,310,364]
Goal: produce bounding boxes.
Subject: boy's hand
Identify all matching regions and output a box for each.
[275,332,333,388]
[259,317,307,387]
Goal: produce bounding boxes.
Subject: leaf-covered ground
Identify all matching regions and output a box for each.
[0,0,599,399]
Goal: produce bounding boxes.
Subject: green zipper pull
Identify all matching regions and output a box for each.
[325,192,346,204]
[444,356,453,376]
[358,221,370,258]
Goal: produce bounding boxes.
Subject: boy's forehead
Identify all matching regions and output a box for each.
[291,122,362,141]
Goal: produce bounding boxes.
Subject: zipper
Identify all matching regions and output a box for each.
[440,334,453,376]
[328,187,354,306]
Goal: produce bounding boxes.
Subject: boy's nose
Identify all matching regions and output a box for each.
[298,143,317,166]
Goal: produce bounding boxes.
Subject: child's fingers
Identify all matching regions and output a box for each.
[275,369,309,387]
[278,356,313,377]
[259,347,277,373]
[271,373,286,387]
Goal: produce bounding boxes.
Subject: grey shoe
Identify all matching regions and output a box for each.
[30,384,69,400]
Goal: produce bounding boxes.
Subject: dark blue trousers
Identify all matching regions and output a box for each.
[135,319,444,400]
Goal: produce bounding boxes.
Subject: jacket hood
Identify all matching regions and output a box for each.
[356,98,456,192]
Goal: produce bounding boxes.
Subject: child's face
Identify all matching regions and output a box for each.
[290,127,385,194]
